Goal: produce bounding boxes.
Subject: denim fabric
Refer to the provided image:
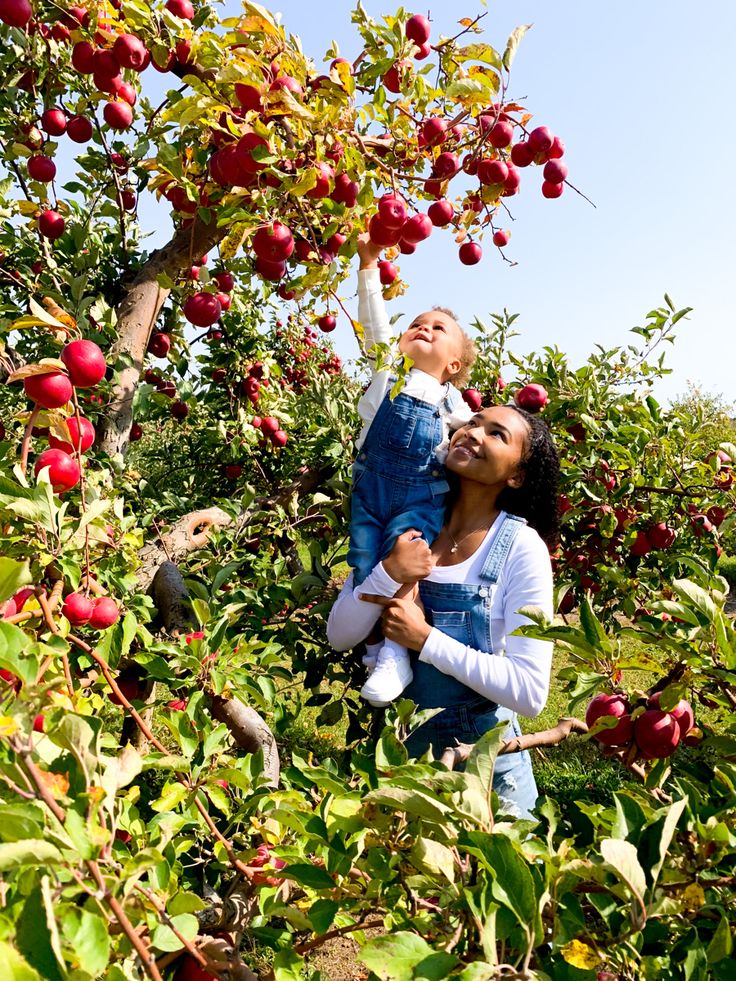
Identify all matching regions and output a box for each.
[403,513,539,820]
[348,387,459,586]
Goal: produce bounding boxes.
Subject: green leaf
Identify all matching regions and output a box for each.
[150,913,199,953]
[706,914,733,964]
[363,786,453,823]
[600,838,646,904]
[0,621,39,684]
[579,596,612,655]
[151,783,189,813]
[0,558,32,604]
[465,722,507,808]
[0,841,63,870]
[714,612,736,669]
[671,579,717,621]
[359,932,458,981]
[308,899,338,934]
[502,24,531,70]
[0,803,44,842]
[0,941,43,981]
[16,882,64,981]
[61,908,110,976]
[280,863,335,890]
[465,833,538,937]
[410,836,456,882]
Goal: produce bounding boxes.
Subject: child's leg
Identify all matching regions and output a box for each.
[360,583,415,707]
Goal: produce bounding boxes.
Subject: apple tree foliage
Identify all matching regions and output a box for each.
[0,2,735,979]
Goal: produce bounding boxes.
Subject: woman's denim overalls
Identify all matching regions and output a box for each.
[348,384,461,586]
[404,513,539,820]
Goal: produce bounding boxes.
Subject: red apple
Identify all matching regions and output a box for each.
[543,159,568,184]
[478,158,508,185]
[38,209,65,240]
[171,400,189,420]
[49,416,95,454]
[103,102,133,131]
[165,0,194,18]
[421,117,447,147]
[489,120,514,149]
[130,422,143,441]
[585,693,634,747]
[401,213,432,244]
[173,955,217,981]
[183,294,222,327]
[528,126,553,153]
[34,448,81,492]
[28,156,56,182]
[0,0,32,27]
[62,592,94,626]
[214,271,234,292]
[462,388,482,412]
[648,692,695,737]
[148,332,171,358]
[542,181,564,199]
[260,417,279,436]
[648,522,676,550]
[224,464,242,479]
[252,222,294,262]
[492,229,510,247]
[377,194,407,230]
[71,40,95,74]
[88,596,120,630]
[458,242,482,265]
[108,676,142,705]
[317,315,336,333]
[41,108,67,136]
[67,115,93,143]
[61,339,107,387]
[271,429,288,447]
[24,371,73,409]
[510,142,534,168]
[515,383,549,412]
[406,13,431,45]
[113,33,148,71]
[368,214,402,248]
[427,199,454,227]
[378,260,397,285]
[432,151,460,180]
[634,709,681,759]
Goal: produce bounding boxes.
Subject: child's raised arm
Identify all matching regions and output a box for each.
[356,232,392,365]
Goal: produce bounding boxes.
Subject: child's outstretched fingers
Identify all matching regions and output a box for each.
[357,231,382,269]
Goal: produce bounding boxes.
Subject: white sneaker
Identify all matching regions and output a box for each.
[360,647,413,707]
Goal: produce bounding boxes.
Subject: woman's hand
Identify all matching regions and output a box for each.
[382,529,434,584]
[360,588,432,651]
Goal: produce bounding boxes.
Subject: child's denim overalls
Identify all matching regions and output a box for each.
[348,384,462,585]
[404,513,539,820]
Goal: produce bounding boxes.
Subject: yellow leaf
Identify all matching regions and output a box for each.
[16,200,40,216]
[560,940,601,970]
[39,297,76,331]
[459,18,474,27]
[0,717,19,739]
[681,883,706,909]
[219,223,251,263]
[39,770,70,799]
[7,358,67,384]
[288,167,319,197]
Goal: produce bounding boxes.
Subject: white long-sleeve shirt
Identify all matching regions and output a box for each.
[355,269,472,451]
[327,514,554,718]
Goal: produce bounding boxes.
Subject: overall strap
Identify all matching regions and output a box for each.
[479,513,527,584]
[442,383,461,414]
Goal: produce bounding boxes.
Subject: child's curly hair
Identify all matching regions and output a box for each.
[431,305,477,388]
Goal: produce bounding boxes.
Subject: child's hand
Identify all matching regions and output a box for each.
[382,530,434,583]
[357,232,383,270]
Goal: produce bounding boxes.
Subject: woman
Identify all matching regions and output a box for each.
[327,403,560,819]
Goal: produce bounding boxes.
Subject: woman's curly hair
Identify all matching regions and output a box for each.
[496,405,560,550]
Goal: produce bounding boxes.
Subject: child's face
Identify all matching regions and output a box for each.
[398,310,463,382]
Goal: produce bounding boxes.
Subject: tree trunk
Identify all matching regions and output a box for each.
[99,216,229,459]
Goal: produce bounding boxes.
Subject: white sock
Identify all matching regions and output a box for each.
[363,642,382,667]
[377,638,410,665]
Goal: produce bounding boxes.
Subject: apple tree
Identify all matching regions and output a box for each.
[0,1,735,979]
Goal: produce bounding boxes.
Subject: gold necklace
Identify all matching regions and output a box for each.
[445,522,491,554]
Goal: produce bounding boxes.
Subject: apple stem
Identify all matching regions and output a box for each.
[19,404,40,477]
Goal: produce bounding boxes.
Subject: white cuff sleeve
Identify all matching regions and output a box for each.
[326,563,403,651]
[357,268,392,359]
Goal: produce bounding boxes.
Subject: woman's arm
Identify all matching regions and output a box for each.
[419,533,553,717]
[326,564,401,651]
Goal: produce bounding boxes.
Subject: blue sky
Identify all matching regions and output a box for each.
[145,1,736,404]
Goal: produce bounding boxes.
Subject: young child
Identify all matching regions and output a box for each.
[349,234,477,706]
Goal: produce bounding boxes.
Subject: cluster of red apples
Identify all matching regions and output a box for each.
[8,337,120,631]
[3,0,178,241]
[586,689,697,761]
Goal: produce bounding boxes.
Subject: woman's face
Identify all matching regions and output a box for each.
[446,405,529,489]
